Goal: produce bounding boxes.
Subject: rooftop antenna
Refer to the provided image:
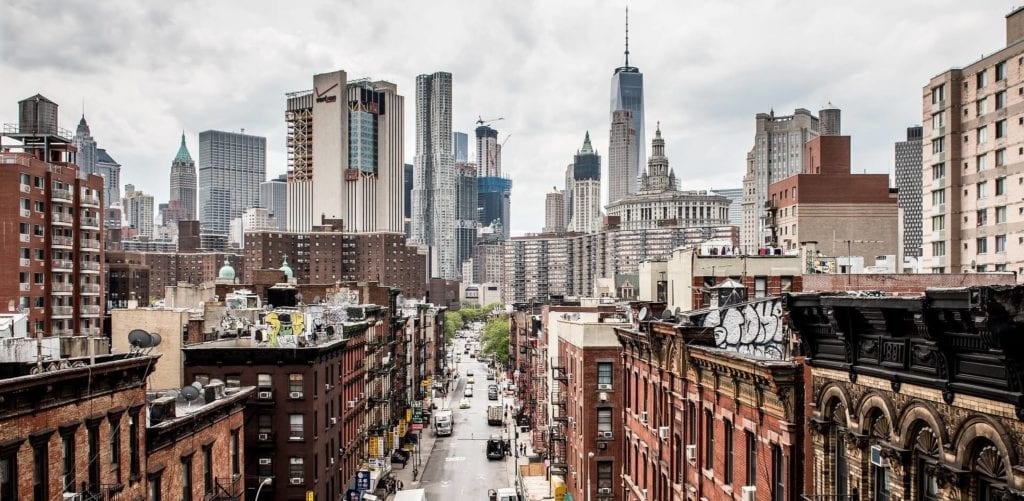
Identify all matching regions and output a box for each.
[624,6,630,67]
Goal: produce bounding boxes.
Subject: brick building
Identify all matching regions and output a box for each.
[0,353,156,500]
[789,285,1024,500]
[145,384,252,500]
[1,94,106,337]
[615,298,806,501]
[105,250,151,308]
[552,311,626,501]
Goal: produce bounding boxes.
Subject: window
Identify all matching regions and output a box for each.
[997,60,1007,80]
[932,215,945,231]
[996,206,1007,223]
[931,138,945,154]
[704,409,714,468]
[109,417,121,484]
[996,177,1006,196]
[932,241,947,257]
[996,120,1007,139]
[226,375,240,387]
[932,163,945,179]
[182,455,193,501]
[754,276,767,298]
[597,408,612,434]
[749,430,757,483]
[996,149,1006,166]
[193,374,210,385]
[931,189,945,206]
[932,84,945,104]
[931,112,945,129]
[597,362,612,386]
[978,69,988,88]
[288,373,304,397]
[203,445,213,495]
[289,414,304,440]
[289,457,304,480]
[977,154,987,171]
[780,276,793,293]
[772,444,785,501]
[977,209,988,226]
[977,237,988,254]
[88,424,100,490]
[977,98,989,116]
[978,126,988,144]
[33,438,48,501]
[130,411,141,481]
[996,90,1007,109]
[996,235,1007,253]
[148,474,162,501]
[0,451,13,501]
[724,419,734,484]
[231,429,240,476]
[978,181,988,199]
[61,431,76,492]
[597,461,613,495]
[257,373,272,387]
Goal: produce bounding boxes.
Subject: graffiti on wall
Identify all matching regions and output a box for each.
[700,298,786,359]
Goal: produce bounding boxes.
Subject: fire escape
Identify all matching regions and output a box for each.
[549,358,569,476]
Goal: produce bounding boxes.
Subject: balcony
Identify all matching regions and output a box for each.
[51,188,72,202]
[210,477,243,500]
[52,211,74,225]
[81,327,100,336]
[80,216,99,228]
[81,305,101,315]
[81,194,100,207]
[51,328,73,336]
[51,282,74,293]
[80,261,100,273]
[80,284,101,294]
[52,306,73,317]
[80,239,100,250]
[52,259,74,271]
[551,391,566,408]
[52,236,73,248]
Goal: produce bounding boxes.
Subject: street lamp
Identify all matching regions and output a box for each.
[587,451,595,501]
[254,477,272,500]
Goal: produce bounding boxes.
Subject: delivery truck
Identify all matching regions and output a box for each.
[434,409,453,436]
[487,404,503,426]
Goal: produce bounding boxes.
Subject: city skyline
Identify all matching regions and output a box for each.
[0,1,1010,235]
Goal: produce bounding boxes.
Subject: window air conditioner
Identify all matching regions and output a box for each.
[597,383,612,390]
[258,458,271,465]
[258,391,272,399]
[640,411,648,424]
[870,445,883,467]
[289,391,303,399]
[685,444,696,462]
[258,433,269,441]
[290,477,304,485]
[330,417,338,425]
[600,431,613,439]
[325,384,331,391]
[598,487,612,495]
[348,400,356,408]
[741,486,756,501]
[599,392,608,402]
[658,426,669,440]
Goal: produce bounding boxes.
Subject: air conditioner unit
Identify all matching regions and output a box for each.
[359,392,365,399]
[598,487,612,495]
[685,444,696,462]
[330,417,338,425]
[599,392,608,402]
[741,485,756,501]
[289,391,303,399]
[597,383,612,390]
[258,433,269,441]
[870,445,883,467]
[348,400,356,408]
[640,411,648,424]
[258,458,272,465]
[325,384,331,391]
[258,391,272,399]
[290,477,304,485]
[599,431,613,439]
[329,457,335,465]
[597,441,607,450]
[658,426,670,440]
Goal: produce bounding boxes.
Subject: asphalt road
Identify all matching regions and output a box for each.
[419,341,516,499]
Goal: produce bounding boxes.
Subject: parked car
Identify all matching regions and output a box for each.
[464,386,474,397]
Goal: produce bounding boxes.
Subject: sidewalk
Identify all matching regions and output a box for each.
[505,390,552,501]
[383,391,450,499]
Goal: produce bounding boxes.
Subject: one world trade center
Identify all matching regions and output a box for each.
[610,8,645,199]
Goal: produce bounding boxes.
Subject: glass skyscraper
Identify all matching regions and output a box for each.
[611,53,645,174]
[198,130,266,236]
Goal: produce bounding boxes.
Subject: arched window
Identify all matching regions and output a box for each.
[971,441,1007,500]
[867,410,892,501]
[912,425,940,501]
[826,401,849,496]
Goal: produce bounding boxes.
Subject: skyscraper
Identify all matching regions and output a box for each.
[123,183,155,238]
[544,189,566,234]
[168,132,197,224]
[198,130,267,237]
[608,109,637,204]
[711,188,743,227]
[260,173,288,230]
[475,124,501,177]
[403,162,413,237]
[72,114,98,176]
[894,126,924,259]
[307,70,405,233]
[740,108,822,253]
[610,9,645,177]
[95,148,120,210]
[568,132,602,234]
[477,176,512,239]
[411,71,458,279]
[453,131,469,163]
[456,161,479,269]
[285,89,313,231]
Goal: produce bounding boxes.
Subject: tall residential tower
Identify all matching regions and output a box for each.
[894,126,923,259]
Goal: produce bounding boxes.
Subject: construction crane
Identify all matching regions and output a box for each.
[477,116,504,127]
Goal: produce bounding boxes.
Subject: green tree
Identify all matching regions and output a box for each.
[479,315,510,366]
[443,311,463,346]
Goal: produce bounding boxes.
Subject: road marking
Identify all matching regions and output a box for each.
[445,456,466,462]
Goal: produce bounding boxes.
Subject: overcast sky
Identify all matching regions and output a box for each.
[0,1,1011,235]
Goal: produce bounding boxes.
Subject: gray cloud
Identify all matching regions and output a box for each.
[0,0,1009,235]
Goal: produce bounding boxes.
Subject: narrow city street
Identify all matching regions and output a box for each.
[417,343,517,499]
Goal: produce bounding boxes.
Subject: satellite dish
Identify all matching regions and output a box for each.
[180,386,201,401]
[638,307,649,321]
[148,332,162,347]
[661,309,674,320]
[165,389,180,401]
[674,307,683,317]
[191,381,204,392]
[128,329,153,348]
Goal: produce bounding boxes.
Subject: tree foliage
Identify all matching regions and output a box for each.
[443,311,463,346]
[479,314,510,366]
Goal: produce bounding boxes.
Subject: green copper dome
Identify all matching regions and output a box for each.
[174,132,193,164]
[580,131,593,154]
[218,258,236,280]
[279,256,293,279]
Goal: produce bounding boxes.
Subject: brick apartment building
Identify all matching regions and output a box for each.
[145,384,252,500]
[0,353,156,500]
[767,134,898,266]
[1,94,106,337]
[789,285,1024,500]
[615,300,806,501]
[552,310,626,501]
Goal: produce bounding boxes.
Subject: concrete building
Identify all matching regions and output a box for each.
[740,108,822,253]
[606,125,731,231]
[504,234,571,303]
[285,89,314,231]
[895,126,924,259]
[96,148,121,210]
[105,250,151,308]
[411,71,458,278]
[475,124,501,177]
[111,307,191,389]
[403,162,413,237]
[473,239,505,285]
[544,189,566,234]
[198,129,266,240]
[568,132,602,234]
[767,135,898,266]
[123,183,154,238]
[922,8,1024,276]
[610,12,645,177]
[229,206,275,249]
[608,109,638,205]
[0,94,106,337]
[453,130,469,163]
[456,161,478,270]
[169,132,198,223]
[791,285,1024,500]
[461,282,502,306]
[259,173,287,230]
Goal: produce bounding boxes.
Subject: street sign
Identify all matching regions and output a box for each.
[356,470,371,493]
[345,489,360,501]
